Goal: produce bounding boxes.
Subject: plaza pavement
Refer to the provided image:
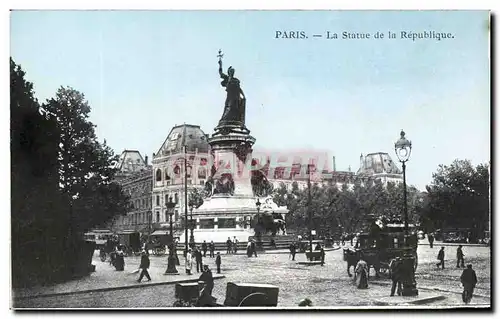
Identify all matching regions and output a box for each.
[12,242,490,308]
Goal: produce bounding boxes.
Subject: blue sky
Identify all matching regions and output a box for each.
[10,10,490,190]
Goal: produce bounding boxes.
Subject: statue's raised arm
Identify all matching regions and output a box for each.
[217,50,227,82]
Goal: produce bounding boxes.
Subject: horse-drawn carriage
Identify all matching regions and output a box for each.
[343,222,418,278]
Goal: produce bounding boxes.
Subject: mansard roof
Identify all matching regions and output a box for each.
[357,152,402,175]
[154,124,209,158]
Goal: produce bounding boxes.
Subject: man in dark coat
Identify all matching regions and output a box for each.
[289,242,297,261]
[202,240,208,258]
[226,237,232,254]
[456,245,465,268]
[389,258,403,296]
[195,247,203,273]
[460,264,478,304]
[428,233,434,248]
[251,240,257,257]
[209,241,215,258]
[215,252,221,274]
[436,247,445,269]
[198,265,215,306]
[233,237,239,254]
[137,250,151,282]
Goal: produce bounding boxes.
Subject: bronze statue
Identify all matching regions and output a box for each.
[217,50,246,126]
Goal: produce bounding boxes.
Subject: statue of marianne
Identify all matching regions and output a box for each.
[217,50,246,126]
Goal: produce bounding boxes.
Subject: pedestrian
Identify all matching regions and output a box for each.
[215,252,221,274]
[115,246,125,271]
[209,240,215,258]
[198,265,215,306]
[195,246,203,273]
[428,233,434,248]
[389,257,402,296]
[354,254,369,289]
[289,242,297,261]
[226,237,232,254]
[341,233,345,246]
[436,246,445,269]
[246,241,252,257]
[233,236,239,254]
[251,239,257,257]
[320,246,325,266]
[185,248,193,275]
[202,240,208,258]
[137,250,151,282]
[457,245,465,268]
[460,264,478,304]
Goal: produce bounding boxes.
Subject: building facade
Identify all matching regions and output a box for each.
[109,126,403,238]
[110,150,153,233]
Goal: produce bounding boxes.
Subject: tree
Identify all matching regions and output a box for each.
[42,87,130,234]
[423,159,490,240]
[11,58,67,286]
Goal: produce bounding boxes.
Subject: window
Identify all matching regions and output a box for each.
[186,165,192,177]
[199,219,215,229]
[174,193,179,204]
[165,211,169,222]
[174,209,179,221]
[156,169,162,182]
[200,180,205,185]
[156,211,160,223]
[218,218,236,229]
[156,195,160,206]
[165,194,169,204]
[165,170,171,180]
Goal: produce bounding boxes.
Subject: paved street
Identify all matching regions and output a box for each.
[13,243,490,308]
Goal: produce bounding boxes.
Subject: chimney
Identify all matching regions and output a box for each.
[145,155,148,166]
[332,156,336,172]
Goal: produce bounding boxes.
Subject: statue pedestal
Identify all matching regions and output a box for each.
[191,123,287,243]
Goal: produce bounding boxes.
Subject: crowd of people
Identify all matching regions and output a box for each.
[98,232,481,306]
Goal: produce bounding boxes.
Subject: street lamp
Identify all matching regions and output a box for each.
[394,130,418,296]
[164,201,178,275]
[255,198,262,249]
[189,203,195,246]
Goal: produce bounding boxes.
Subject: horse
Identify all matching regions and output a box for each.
[343,248,381,278]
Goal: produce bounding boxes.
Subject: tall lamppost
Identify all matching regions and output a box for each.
[255,198,262,249]
[164,201,178,275]
[189,203,195,246]
[394,130,418,296]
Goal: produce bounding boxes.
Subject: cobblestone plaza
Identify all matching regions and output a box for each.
[13,241,491,308]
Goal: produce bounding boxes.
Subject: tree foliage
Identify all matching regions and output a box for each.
[274,178,423,237]
[11,58,129,286]
[422,159,490,238]
[42,86,130,232]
